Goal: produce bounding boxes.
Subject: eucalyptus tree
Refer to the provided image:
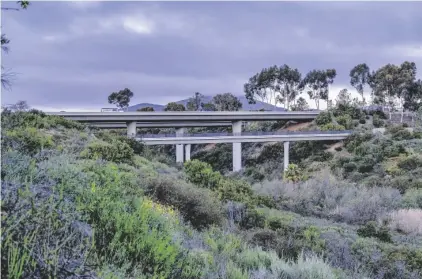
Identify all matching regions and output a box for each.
[301,69,336,110]
[187,92,205,111]
[212,93,242,111]
[290,97,309,111]
[164,102,186,111]
[350,63,370,104]
[244,64,302,110]
[370,61,417,121]
[108,88,134,111]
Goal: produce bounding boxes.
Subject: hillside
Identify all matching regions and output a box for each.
[127,95,287,112]
[1,108,422,279]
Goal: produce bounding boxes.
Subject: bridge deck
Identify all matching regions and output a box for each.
[138,130,352,145]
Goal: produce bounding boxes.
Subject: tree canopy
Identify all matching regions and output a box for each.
[290,97,309,111]
[137,107,154,112]
[108,88,134,111]
[350,63,370,104]
[212,93,242,111]
[243,65,302,110]
[187,92,205,111]
[164,102,186,111]
[301,69,337,110]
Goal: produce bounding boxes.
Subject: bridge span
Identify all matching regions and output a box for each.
[47,111,319,135]
[48,111,346,172]
[138,130,352,172]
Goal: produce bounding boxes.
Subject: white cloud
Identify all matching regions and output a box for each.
[388,45,422,58]
[122,17,154,34]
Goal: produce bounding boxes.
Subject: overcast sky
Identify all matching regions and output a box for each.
[1,1,422,111]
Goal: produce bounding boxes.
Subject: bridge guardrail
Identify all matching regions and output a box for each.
[137,130,353,139]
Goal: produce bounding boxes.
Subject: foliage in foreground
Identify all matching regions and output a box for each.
[1,111,356,279]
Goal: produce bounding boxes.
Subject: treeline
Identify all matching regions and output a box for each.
[244,61,422,113]
[108,61,421,114]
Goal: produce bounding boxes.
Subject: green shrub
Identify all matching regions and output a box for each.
[392,129,414,141]
[145,177,224,229]
[357,221,392,243]
[336,115,353,129]
[76,164,201,278]
[343,162,357,173]
[283,164,305,182]
[217,178,254,204]
[387,176,422,194]
[357,156,375,173]
[398,155,422,171]
[239,207,266,229]
[184,160,222,190]
[383,142,407,158]
[401,188,422,209]
[315,111,332,126]
[1,182,93,278]
[119,137,144,155]
[372,114,384,127]
[80,140,134,164]
[344,132,373,153]
[320,123,346,131]
[1,110,86,131]
[4,127,54,155]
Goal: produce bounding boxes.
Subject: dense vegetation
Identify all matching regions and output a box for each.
[2,101,422,279]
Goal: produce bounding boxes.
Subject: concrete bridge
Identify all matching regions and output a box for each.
[47,111,320,136]
[48,111,350,171]
[138,130,352,172]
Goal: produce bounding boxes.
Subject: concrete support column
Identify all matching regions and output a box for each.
[284,141,290,171]
[232,121,242,172]
[126,121,137,137]
[176,128,185,163]
[185,144,191,161]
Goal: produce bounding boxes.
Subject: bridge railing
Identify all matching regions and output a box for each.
[137,130,353,139]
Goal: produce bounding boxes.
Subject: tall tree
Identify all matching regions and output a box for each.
[201,102,217,111]
[350,63,370,104]
[301,69,336,110]
[397,62,417,119]
[244,65,279,106]
[279,65,303,110]
[290,97,309,111]
[212,93,243,111]
[404,79,422,112]
[336,88,352,107]
[108,88,134,111]
[187,92,205,111]
[164,102,186,111]
[137,106,154,112]
[244,65,302,110]
[1,1,30,90]
[370,61,417,121]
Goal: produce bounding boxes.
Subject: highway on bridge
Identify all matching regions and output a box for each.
[137,130,352,172]
[138,130,352,145]
[47,111,320,123]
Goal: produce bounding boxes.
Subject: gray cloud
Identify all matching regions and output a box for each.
[1,1,421,110]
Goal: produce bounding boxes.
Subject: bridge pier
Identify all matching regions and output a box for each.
[284,141,290,171]
[185,144,191,161]
[232,121,242,172]
[176,128,185,163]
[126,121,137,137]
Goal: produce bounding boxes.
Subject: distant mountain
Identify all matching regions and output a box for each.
[128,95,285,112]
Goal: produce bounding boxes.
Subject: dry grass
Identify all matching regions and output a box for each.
[386,209,422,235]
